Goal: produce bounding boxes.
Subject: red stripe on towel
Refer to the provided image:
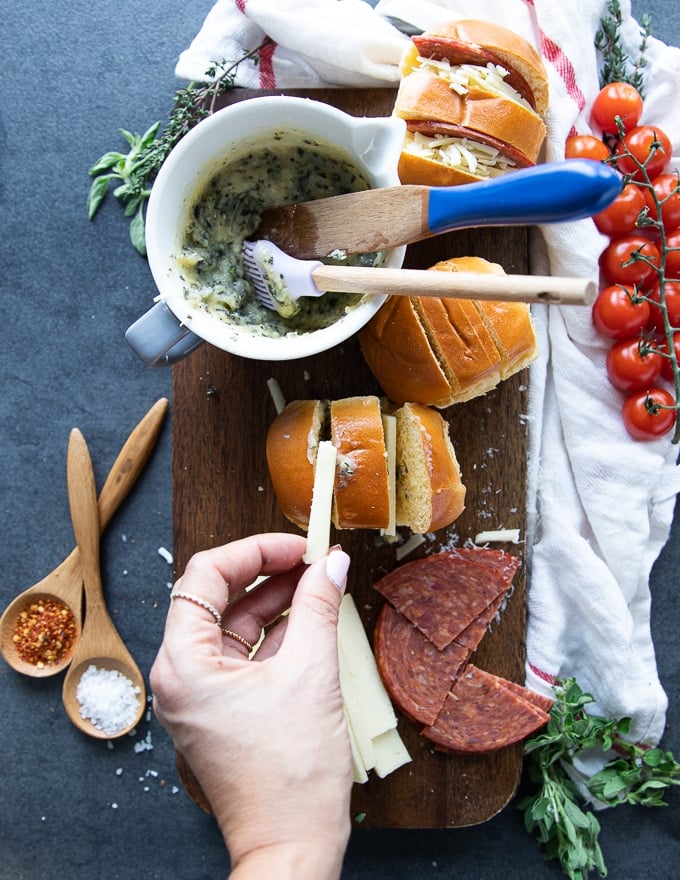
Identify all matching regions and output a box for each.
[258,40,277,88]
[524,0,586,111]
[528,661,558,686]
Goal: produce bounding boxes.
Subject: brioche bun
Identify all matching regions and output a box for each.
[395,68,546,163]
[266,396,465,534]
[330,396,391,530]
[394,19,548,186]
[358,257,538,408]
[411,19,549,115]
[264,399,325,530]
[395,402,466,533]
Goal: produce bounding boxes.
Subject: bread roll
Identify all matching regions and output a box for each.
[395,67,546,163]
[394,19,548,186]
[330,396,390,530]
[395,402,466,533]
[266,397,465,534]
[358,257,538,408]
[356,295,455,408]
[410,19,549,115]
[265,398,326,529]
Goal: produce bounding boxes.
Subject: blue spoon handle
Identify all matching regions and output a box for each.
[427,159,622,234]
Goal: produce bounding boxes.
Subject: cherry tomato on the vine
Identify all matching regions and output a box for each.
[593,182,646,236]
[641,172,680,230]
[613,125,672,181]
[666,228,680,280]
[591,82,644,135]
[644,281,680,334]
[592,284,650,338]
[599,234,661,285]
[565,134,610,161]
[622,387,677,440]
[606,338,663,392]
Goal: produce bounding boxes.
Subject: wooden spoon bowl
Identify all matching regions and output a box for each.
[0,398,167,679]
[0,573,82,677]
[61,428,147,739]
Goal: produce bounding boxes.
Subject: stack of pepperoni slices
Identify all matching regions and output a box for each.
[373,547,552,753]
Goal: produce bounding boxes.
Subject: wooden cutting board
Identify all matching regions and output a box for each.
[172,89,529,828]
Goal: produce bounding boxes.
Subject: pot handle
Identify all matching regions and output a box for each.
[125,301,204,367]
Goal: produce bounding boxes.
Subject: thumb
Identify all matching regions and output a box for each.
[281,547,350,656]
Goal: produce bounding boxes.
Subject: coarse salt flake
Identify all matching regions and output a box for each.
[76,665,141,736]
[158,546,173,564]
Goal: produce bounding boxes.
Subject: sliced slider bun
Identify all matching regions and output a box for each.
[266,396,465,534]
[264,398,326,530]
[358,257,538,408]
[330,396,391,531]
[394,401,466,533]
[407,19,549,115]
[394,19,548,186]
[395,67,547,164]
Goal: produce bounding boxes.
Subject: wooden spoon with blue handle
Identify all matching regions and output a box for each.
[256,159,621,259]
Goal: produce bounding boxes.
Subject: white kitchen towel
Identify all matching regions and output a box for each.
[176,0,680,777]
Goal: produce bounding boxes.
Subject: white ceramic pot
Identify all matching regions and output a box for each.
[126,96,406,365]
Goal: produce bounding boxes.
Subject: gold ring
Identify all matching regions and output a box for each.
[171,590,222,625]
[221,628,255,653]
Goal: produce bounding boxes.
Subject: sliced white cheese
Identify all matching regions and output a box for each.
[338,594,397,740]
[303,440,337,564]
[345,709,369,784]
[372,728,412,779]
[338,646,376,772]
[381,413,397,538]
[266,377,286,414]
[395,532,426,561]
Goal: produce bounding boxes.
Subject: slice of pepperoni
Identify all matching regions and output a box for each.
[421,664,550,754]
[373,553,514,650]
[406,120,534,168]
[501,678,554,715]
[411,36,537,110]
[374,602,470,726]
[439,547,520,587]
[453,591,505,650]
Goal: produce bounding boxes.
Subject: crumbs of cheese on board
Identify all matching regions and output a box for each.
[474,528,522,544]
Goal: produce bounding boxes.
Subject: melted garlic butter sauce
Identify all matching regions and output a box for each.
[175,134,384,338]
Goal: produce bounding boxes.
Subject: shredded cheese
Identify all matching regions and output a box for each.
[415,56,534,112]
[404,130,516,178]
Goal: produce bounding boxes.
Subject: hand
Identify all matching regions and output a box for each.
[150,533,353,879]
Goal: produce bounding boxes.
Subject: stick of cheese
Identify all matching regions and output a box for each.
[303,440,337,564]
[338,594,411,781]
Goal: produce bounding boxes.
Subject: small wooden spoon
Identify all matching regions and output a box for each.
[0,398,168,678]
[62,428,146,739]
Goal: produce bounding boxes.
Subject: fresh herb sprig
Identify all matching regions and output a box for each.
[595,0,652,95]
[87,41,271,255]
[519,678,680,880]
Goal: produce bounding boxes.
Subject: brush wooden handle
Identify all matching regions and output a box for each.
[310,266,596,305]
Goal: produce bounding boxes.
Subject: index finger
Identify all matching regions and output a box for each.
[165,533,308,645]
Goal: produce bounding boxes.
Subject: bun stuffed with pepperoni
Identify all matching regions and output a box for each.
[394,19,549,185]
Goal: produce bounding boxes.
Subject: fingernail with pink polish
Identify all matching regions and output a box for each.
[326,549,350,593]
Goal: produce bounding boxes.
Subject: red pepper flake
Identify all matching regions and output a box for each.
[12,598,77,668]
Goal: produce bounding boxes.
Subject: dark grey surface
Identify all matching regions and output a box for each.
[1,2,678,878]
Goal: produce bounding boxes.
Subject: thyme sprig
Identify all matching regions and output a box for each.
[87,41,271,255]
[595,0,652,95]
[520,678,680,880]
